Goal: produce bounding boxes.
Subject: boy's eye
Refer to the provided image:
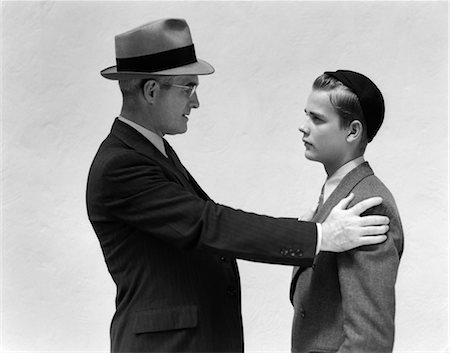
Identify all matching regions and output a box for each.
[305,111,324,124]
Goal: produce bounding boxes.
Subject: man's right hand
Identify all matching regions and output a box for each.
[320,193,389,252]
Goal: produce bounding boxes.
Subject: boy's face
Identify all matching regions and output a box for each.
[299,89,350,172]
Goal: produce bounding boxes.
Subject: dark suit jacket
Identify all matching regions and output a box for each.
[86,119,318,352]
[290,162,404,353]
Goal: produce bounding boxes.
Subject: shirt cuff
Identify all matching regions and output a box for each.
[315,223,322,254]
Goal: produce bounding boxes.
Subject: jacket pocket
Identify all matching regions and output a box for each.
[134,305,198,334]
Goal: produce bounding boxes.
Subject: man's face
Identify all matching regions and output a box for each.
[299,90,350,171]
[154,75,200,136]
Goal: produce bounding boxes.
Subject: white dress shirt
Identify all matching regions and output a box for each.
[118,115,168,158]
[322,156,366,204]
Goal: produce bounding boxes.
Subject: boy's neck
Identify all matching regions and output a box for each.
[324,153,365,177]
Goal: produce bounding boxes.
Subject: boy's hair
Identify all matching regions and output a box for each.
[312,73,368,144]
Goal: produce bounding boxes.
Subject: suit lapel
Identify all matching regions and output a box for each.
[110,118,209,200]
[290,162,375,302]
[163,139,210,200]
[316,162,374,223]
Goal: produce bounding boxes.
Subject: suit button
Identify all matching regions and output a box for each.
[281,248,289,256]
[300,310,306,318]
[295,249,303,257]
[219,256,227,262]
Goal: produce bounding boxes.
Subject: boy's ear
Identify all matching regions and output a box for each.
[347,120,364,143]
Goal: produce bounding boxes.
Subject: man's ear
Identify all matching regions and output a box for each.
[142,80,159,104]
[347,120,364,143]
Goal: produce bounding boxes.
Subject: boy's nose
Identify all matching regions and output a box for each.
[298,124,309,135]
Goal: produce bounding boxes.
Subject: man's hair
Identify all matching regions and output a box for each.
[118,76,175,99]
[312,73,367,143]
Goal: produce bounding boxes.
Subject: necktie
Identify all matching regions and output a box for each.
[312,184,325,218]
[163,139,189,179]
[317,184,325,209]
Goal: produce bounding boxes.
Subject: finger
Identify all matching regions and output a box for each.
[350,196,383,215]
[359,215,390,227]
[357,235,388,246]
[358,225,389,236]
[335,193,355,210]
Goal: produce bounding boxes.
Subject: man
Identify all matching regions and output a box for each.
[291,70,404,352]
[86,19,389,352]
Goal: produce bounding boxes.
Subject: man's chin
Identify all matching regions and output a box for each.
[167,128,188,135]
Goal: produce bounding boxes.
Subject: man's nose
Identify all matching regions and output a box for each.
[190,92,199,109]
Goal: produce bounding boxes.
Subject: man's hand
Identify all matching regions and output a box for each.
[320,193,389,252]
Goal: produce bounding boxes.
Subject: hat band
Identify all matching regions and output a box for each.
[116,44,197,73]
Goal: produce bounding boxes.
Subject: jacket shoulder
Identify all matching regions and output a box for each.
[351,174,399,212]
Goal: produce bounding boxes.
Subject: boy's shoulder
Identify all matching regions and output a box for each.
[353,172,395,203]
[348,164,400,217]
[348,163,404,255]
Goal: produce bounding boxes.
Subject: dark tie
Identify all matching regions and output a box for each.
[312,184,325,218]
[163,139,189,179]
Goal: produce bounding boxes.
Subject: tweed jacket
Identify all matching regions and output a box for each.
[86,119,318,352]
[290,162,404,353]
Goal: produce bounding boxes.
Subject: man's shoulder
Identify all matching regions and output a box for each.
[89,131,161,180]
[91,132,129,163]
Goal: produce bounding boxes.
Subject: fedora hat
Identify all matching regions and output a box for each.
[101,18,214,79]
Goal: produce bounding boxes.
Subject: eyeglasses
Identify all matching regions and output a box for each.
[168,84,198,98]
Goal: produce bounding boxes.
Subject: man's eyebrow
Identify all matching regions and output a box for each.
[183,80,198,86]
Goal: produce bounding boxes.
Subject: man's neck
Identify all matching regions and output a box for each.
[120,111,163,137]
[118,115,168,157]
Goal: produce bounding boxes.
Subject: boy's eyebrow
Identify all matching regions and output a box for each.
[304,109,325,119]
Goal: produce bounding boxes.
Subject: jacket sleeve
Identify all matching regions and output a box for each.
[99,150,317,266]
[336,203,402,353]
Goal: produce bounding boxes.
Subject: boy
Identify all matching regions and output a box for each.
[290,70,404,353]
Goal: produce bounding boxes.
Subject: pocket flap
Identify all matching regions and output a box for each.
[134,305,198,334]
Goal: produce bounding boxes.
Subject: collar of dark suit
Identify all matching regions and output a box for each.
[110,118,203,194]
[117,115,167,157]
[111,118,171,165]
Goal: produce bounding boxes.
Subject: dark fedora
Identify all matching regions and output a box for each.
[101,18,215,80]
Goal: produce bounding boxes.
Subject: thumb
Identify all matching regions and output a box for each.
[335,193,354,210]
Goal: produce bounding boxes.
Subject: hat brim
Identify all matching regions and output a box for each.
[100,59,214,80]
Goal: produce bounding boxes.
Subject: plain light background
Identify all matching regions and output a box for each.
[1,1,448,352]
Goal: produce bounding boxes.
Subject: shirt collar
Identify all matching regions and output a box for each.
[118,116,168,158]
[322,156,365,203]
